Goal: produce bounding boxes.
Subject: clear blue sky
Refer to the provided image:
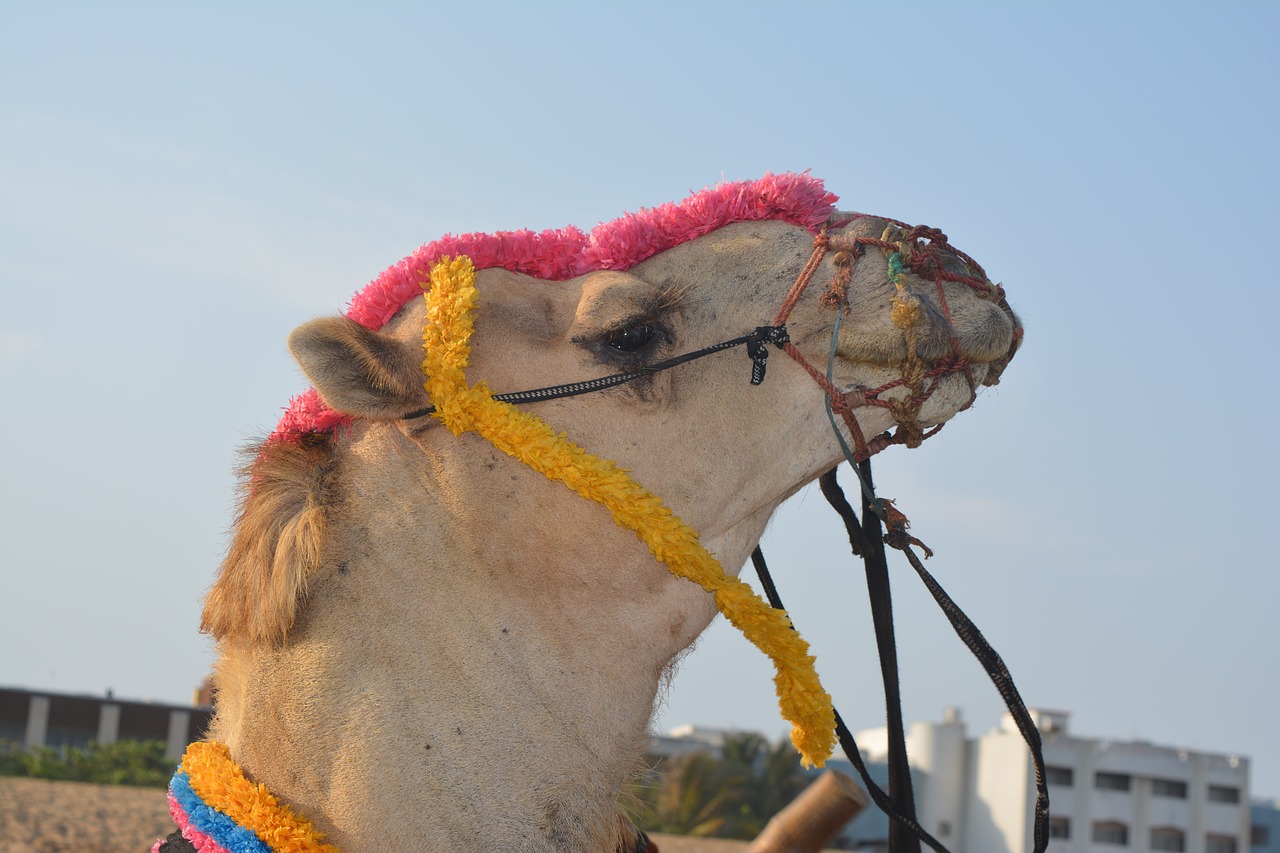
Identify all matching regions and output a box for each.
[2,1,1277,797]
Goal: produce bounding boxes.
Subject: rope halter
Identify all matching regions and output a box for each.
[768,216,1018,462]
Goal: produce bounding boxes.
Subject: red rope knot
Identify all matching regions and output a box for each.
[822,234,870,310]
[886,398,927,449]
[906,246,943,279]
[907,224,949,245]
[841,387,870,410]
[877,497,934,558]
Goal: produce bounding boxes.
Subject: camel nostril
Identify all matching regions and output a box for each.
[909,289,1017,366]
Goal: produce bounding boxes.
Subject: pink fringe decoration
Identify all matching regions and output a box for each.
[164,791,234,853]
[270,172,839,443]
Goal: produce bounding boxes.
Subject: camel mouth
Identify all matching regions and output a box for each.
[837,285,1019,429]
[818,215,1020,440]
[829,290,1018,375]
[825,216,1017,362]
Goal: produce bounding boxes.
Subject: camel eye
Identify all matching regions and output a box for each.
[603,323,658,353]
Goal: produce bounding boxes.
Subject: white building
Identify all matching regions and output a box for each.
[1252,799,1280,853]
[856,708,1253,853]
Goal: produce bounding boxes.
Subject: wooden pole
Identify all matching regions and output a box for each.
[747,769,869,853]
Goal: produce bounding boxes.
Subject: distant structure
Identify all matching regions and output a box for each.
[648,723,894,849]
[653,710,1273,853]
[648,723,737,760]
[0,685,212,761]
[854,707,1258,853]
[1253,799,1280,853]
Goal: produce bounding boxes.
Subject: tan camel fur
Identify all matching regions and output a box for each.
[200,215,1019,852]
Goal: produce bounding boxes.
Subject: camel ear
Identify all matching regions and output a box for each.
[288,317,428,419]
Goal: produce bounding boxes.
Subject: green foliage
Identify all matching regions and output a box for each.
[0,739,173,787]
[625,732,812,841]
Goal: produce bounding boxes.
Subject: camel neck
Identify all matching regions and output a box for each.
[157,741,659,853]
[203,430,698,851]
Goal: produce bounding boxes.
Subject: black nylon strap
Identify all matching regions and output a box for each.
[753,463,1051,852]
[820,466,925,853]
[821,464,1049,853]
[402,325,789,420]
[750,542,947,853]
[890,540,1051,853]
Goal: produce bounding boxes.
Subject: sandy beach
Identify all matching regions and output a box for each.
[0,776,754,853]
[0,777,175,853]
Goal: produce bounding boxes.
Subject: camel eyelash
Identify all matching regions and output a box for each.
[574,315,673,366]
[572,286,684,362]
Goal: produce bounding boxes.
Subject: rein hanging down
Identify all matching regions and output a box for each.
[759,226,1050,853]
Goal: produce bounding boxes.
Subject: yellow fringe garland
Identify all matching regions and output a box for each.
[180,741,338,853]
[421,256,836,767]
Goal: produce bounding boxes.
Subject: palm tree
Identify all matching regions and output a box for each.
[631,733,813,840]
[652,751,747,836]
[718,733,810,838]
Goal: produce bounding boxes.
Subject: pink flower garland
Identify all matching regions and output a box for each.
[270,172,839,443]
[154,792,231,853]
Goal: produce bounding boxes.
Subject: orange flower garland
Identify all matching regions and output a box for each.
[176,741,337,853]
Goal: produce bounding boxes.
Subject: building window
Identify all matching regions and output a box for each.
[1207,784,1240,804]
[1205,834,1238,853]
[118,703,172,743]
[1151,778,1187,798]
[1150,827,1186,851]
[1092,821,1129,846]
[0,690,29,743]
[1252,825,1271,846]
[1045,765,1074,786]
[1095,771,1132,792]
[44,696,99,751]
[1049,817,1071,839]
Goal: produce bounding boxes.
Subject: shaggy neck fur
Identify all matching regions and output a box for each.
[206,423,732,852]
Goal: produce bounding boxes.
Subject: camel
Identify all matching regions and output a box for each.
[171,174,1019,853]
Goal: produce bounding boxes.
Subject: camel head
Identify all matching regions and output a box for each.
[281,206,1018,562]
[199,175,1019,852]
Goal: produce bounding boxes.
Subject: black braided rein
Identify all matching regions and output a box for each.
[401,325,790,420]
[751,543,945,853]
[751,464,1051,853]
